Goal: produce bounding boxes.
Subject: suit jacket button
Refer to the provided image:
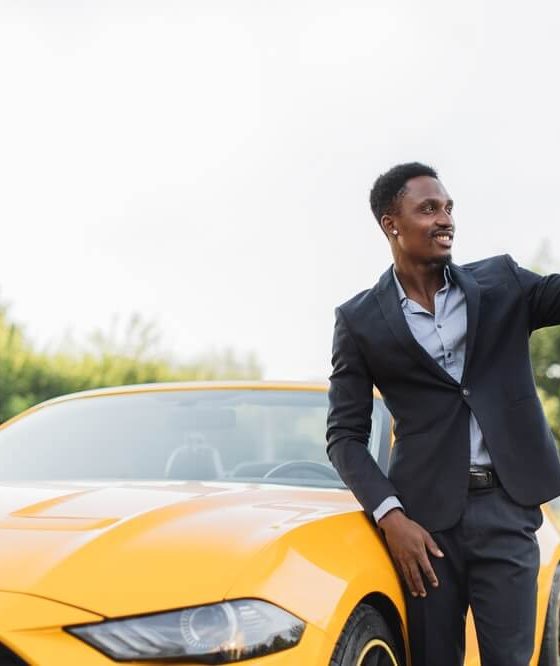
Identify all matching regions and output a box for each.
[462,388,471,397]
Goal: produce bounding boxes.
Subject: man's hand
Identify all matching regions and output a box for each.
[378,509,444,598]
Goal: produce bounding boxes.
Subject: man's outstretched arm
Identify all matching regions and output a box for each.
[506,254,560,330]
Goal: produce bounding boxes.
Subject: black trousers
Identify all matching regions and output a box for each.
[406,486,543,666]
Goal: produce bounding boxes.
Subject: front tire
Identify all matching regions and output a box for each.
[539,565,560,666]
[330,604,401,666]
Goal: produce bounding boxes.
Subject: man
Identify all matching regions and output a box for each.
[326,162,560,665]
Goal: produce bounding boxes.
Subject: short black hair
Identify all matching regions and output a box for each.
[369,162,438,226]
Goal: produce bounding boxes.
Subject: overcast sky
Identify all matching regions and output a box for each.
[0,0,559,380]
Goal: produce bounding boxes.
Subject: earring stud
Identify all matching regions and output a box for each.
[392,230,398,236]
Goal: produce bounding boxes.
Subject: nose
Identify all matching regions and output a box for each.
[436,211,454,228]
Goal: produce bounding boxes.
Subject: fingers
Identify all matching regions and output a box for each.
[418,550,439,589]
[425,532,445,558]
[405,560,427,598]
[400,539,442,597]
[383,517,444,598]
[420,531,441,588]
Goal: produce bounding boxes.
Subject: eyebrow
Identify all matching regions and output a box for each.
[417,197,454,207]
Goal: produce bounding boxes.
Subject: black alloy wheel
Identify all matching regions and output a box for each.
[330,604,401,666]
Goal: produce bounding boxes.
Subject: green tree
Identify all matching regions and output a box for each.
[0,302,262,423]
[529,241,560,441]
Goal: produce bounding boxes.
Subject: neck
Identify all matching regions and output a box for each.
[393,257,448,310]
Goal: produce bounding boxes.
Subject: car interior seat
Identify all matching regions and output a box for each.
[164,442,224,480]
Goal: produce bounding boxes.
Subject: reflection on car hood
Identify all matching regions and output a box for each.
[0,480,359,616]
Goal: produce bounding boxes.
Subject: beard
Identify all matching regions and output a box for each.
[432,254,452,267]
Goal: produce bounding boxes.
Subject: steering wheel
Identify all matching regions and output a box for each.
[262,460,340,480]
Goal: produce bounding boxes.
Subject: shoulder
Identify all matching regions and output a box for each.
[458,254,517,283]
[336,266,392,320]
[337,287,377,319]
[460,254,512,273]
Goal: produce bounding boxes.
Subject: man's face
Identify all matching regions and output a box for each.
[383,175,455,265]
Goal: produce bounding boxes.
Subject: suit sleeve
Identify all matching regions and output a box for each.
[326,306,398,517]
[505,254,560,331]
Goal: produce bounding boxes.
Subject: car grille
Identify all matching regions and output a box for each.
[0,644,27,665]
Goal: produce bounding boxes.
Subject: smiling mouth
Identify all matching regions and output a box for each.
[433,232,453,247]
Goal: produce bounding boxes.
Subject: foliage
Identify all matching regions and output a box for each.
[0,303,261,423]
[529,241,560,441]
[531,329,560,442]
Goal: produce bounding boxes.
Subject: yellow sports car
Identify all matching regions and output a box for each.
[0,381,559,666]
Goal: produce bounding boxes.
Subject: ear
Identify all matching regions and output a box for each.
[380,214,395,239]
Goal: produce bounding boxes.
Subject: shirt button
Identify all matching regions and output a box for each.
[436,324,442,329]
[462,388,471,397]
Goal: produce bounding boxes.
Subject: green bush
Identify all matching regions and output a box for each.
[0,302,261,423]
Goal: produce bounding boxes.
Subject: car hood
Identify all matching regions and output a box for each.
[0,480,358,616]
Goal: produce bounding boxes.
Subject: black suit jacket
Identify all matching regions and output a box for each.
[326,254,560,532]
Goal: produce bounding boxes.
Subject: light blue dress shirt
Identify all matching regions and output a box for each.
[373,266,492,523]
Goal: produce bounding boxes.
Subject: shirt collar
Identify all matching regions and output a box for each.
[392,265,453,306]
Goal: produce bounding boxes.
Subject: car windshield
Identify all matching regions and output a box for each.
[0,389,385,488]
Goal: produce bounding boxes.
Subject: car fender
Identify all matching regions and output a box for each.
[225,509,405,641]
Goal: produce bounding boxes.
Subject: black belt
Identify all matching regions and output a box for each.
[468,468,500,491]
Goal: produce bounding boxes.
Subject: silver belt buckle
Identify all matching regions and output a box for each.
[469,467,494,489]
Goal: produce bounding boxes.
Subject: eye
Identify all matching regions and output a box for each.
[423,203,435,213]
[445,204,453,214]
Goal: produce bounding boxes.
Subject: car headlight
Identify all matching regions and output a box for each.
[66,599,305,662]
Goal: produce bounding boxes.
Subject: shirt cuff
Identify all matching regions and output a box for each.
[373,496,404,523]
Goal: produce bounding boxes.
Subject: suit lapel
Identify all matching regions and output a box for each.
[374,266,458,386]
[449,263,480,379]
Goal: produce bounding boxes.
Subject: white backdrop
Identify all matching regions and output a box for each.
[0,0,558,379]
